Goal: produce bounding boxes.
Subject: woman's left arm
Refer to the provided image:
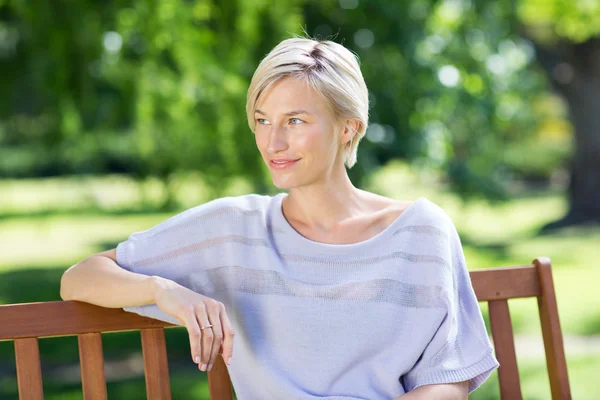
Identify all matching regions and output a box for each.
[393,381,469,400]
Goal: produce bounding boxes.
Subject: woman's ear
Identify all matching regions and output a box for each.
[340,119,360,146]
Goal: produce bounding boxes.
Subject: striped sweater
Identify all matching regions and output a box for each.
[116,193,499,399]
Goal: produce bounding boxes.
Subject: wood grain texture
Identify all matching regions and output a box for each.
[534,257,572,400]
[207,357,234,400]
[471,264,541,301]
[78,333,107,400]
[489,300,523,400]
[0,301,174,340]
[14,338,44,400]
[141,328,172,400]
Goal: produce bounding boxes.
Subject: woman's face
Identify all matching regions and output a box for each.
[253,76,344,189]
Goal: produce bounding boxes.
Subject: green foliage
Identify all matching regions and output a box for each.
[302,0,575,200]
[110,0,304,190]
[0,0,306,195]
[519,0,600,43]
[0,0,589,201]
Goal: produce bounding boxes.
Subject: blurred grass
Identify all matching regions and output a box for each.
[469,353,600,400]
[0,162,598,399]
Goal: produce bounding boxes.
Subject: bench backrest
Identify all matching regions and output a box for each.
[0,257,571,399]
[469,257,571,399]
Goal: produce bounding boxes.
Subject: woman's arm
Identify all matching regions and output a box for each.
[60,248,163,308]
[393,381,469,400]
[60,248,236,372]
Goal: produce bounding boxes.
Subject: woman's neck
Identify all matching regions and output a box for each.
[283,173,371,232]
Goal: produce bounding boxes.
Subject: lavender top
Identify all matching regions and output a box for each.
[116,193,499,399]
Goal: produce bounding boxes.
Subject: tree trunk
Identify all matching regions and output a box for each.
[531,37,600,231]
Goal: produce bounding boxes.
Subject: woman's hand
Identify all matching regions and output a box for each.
[152,277,235,372]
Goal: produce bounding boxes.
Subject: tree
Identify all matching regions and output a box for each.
[0,0,305,207]
[516,0,600,228]
[2,0,597,222]
[94,0,307,207]
[304,0,547,201]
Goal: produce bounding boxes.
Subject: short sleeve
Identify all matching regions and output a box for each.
[401,218,499,393]
[115,204,203,280]
[114,198,230,326]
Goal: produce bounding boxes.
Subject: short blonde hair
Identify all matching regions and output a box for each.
[246,37,369,168]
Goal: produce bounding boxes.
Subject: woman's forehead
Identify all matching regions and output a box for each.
[256,77,328,115]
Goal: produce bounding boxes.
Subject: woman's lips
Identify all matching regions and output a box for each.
[269,159,299,169]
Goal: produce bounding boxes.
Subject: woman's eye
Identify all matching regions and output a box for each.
[256,118,270,125]
[290,118,303,125]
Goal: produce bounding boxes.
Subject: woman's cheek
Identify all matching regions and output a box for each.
[292,134,311,150]
[297,127,325,150]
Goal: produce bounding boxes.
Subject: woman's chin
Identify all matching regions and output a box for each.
[271,176,301,190]
[272,180,293,190]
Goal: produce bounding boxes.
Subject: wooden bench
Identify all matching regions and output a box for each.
[0,257,572,399]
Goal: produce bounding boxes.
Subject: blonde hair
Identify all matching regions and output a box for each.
[246,37,369,169]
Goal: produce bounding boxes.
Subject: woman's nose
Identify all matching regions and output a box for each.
[267,126,289,154]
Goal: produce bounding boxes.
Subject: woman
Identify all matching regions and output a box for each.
[61,37,499,399]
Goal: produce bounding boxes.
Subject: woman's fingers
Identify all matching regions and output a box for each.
[205,301,224,371]
[155,283,234,370]
[179,307,203,365]
[195,302,214,371]
[219,302,235,366]
[194,300,234,372]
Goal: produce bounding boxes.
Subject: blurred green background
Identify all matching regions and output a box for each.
[1,0,599,399]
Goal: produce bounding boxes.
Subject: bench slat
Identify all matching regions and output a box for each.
[489,300,522,400]
[14,338,44,400]
[0,301,173,340]
[208,357,234,400]
[78,333,107,400]
[534,258,572,400]
[141,328,172,400]
[471,265,541,301]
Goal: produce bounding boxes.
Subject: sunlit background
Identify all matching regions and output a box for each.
[1,0,599,399]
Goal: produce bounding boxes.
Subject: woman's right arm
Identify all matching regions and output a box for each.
[60,248,235,372]
[60,248,160,308]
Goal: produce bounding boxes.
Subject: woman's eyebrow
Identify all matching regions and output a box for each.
[284,110,310,117]
[255,109,310,117]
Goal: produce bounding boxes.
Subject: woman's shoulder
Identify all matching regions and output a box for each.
[130,193,278,239]
[368,193,457,240]
[416,197,454,223]
[368,191,451,223]
[177,193,279,222]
